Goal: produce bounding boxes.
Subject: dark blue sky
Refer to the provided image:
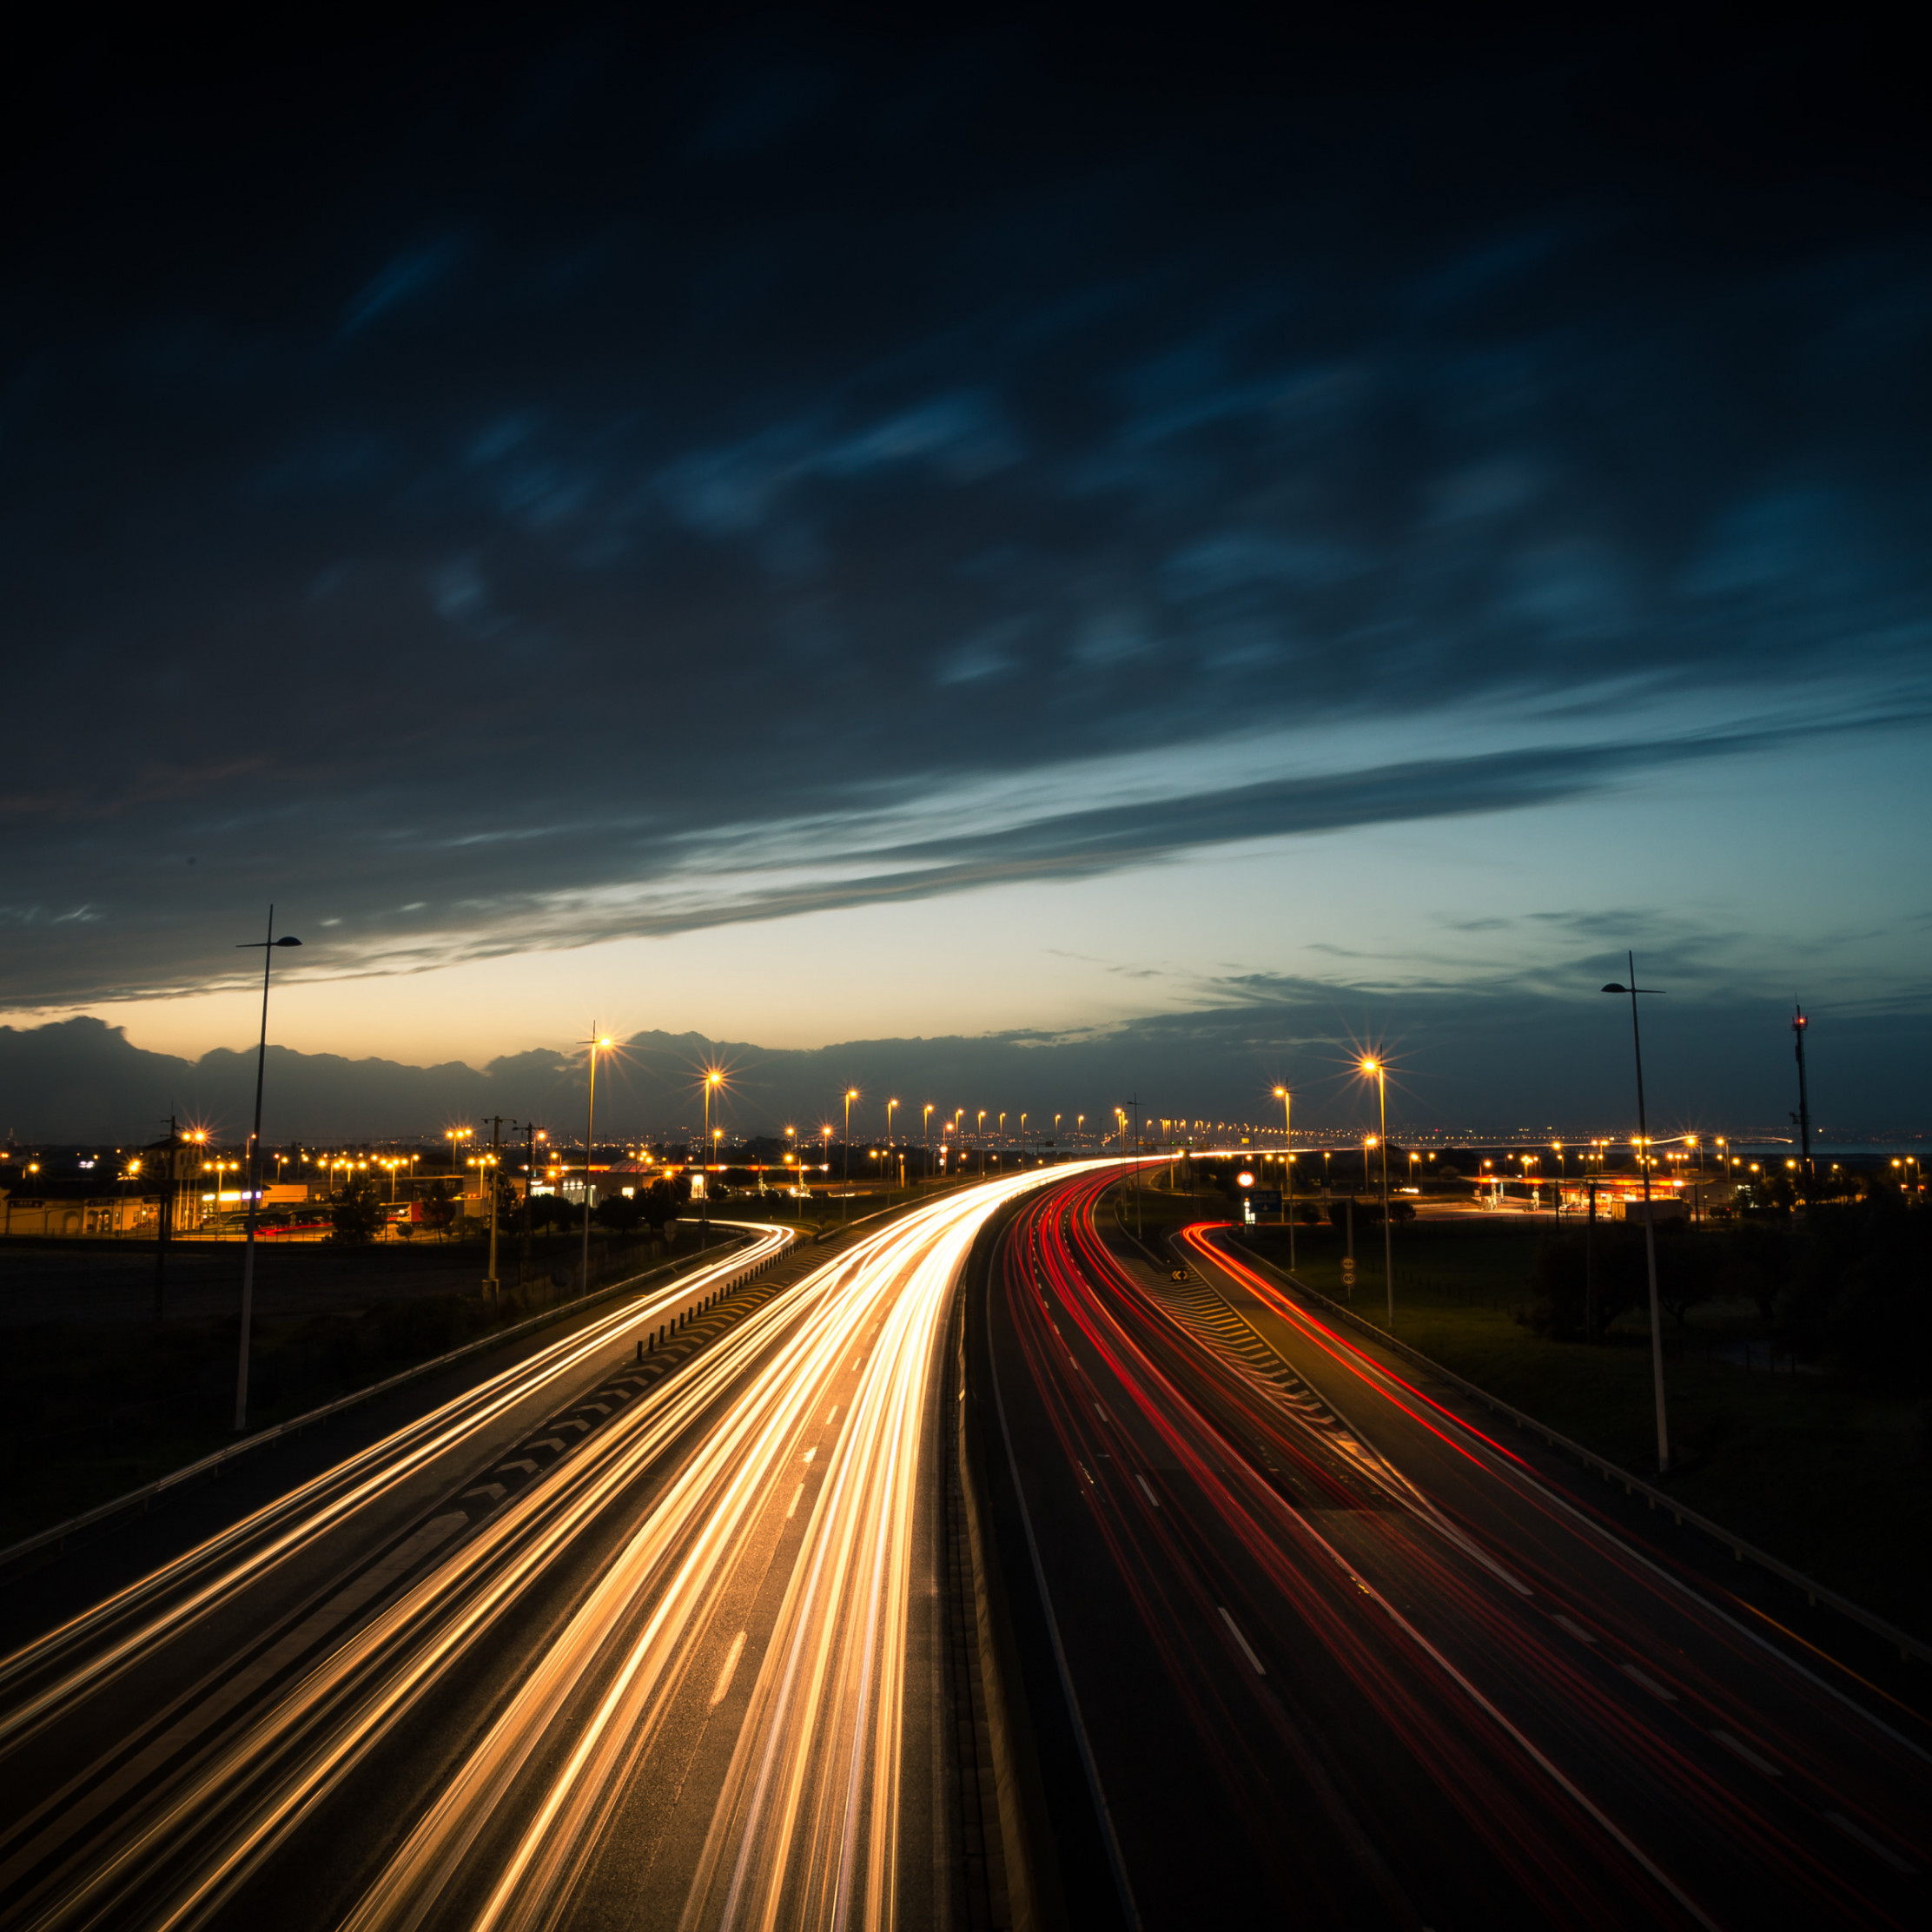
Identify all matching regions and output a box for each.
[3,7,1927,1126]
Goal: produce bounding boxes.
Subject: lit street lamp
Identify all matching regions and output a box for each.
[1274,1084,1295,1270]
[844,1088,858,1223]
[1602,955,1671,1474]
[703,1069,723,1251]
[1360,1059,1393,1327]
[232,910,301,1432]
[580,1032,612,1293]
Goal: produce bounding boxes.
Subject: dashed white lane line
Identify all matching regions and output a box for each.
[802,1446,817,1463]
[1552,1614,1597,1644]
[1826,1811,1917,1873]
[786,1484,804,1520]
[1619,1663,1678,1703]
[709,1631,747,1708]
[1218,1606,1267,1676]
[1710,1730,1781,1777]
[1135,1475,1161,1507]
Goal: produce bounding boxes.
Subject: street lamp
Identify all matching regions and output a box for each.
[233,908,301,1433]
[702,1069,724,1251]
[580,1033,612,1293]
[844,1088,858,1223]
[1603,955,1671,1474]
[887,1098,898,1155]
[1274,1085,1295,1270]
[1360,1059,1393,1327]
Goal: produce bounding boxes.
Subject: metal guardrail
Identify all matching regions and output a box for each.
[1210,1231,1930,1668]
[0,1228,793,1577]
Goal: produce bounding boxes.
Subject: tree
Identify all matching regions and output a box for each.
[329,1174,384,1244]
[638,1175,691,1231]
[418,1178,457,1238]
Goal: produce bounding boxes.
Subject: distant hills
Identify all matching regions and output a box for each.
[3,996,1928,1146]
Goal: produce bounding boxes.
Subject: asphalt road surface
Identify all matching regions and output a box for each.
[983,1169,1929,1931]
[0,1172,1082,1932]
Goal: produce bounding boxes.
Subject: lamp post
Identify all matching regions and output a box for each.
[887,1097,898,1166]
[483,1115,506,1296]
[844,1088,857,1223]
[233,908,302,1432]
[1360,1059,1393,1327]
[702,1070,722,1252]
[1602,954,1671,1474]
[580,1032,611,1294]
[1274,1085,1294,1270]
[922,1104,933,1184]
[516,1121,539,1287]
[1791,1005,1813,1208]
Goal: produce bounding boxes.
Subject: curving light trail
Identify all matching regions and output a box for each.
[2,1171,1104,1932]
[992,1174,1929,1929]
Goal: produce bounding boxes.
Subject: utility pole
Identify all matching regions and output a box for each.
[1603,955,1671,1474]
[1791,1005,1813,1208]
[484,1115,505,1297]
[580,1033,609,1295]
[1130,1094,1143,1241]
[518,1121,538,1289]
[234,909,301,1433]
[155,1112,177,1321]
[1585,1175,1598,1344]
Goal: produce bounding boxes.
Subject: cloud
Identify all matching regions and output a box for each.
[3,14,1929,1019]
[341,235,469,336]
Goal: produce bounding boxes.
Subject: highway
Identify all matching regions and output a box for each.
[0,1171,1081,1932]
[982,1169,1931,1930]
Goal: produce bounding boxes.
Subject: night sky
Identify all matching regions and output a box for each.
[3,9,1928,1130]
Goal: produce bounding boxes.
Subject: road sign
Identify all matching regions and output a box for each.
[1340,1256,1357,1288]
[1248,1189,1281,1214]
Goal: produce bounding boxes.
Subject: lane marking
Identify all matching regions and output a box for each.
[1218,1606,1267,1676]
[786,1484,804,1519]
[824,1406,839,1424]
[1135,1475,1160,1508]
[802,1447,817,1463]
[1825,1810,1917,1873]
[710,1631,747,1708]
[1552,1615,1598,1644]
[462,1484,507,1505]
[1709,1730,1781,1777]
[1619,1664,1678,1703]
